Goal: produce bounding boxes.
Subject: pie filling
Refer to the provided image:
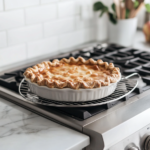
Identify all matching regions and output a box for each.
[24,57,121,89]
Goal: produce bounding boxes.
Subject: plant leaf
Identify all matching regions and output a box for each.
[93,2,108,17]
[93,2,105,11]
[111,3,116,13]
[145,3,150,13]
[134,0,139,9]
[108,12,117,24]
[100,6,108,17]
[100,10,105,17]
[125,9,130,19]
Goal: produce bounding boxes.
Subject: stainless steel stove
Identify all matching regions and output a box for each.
[1,43,150,150]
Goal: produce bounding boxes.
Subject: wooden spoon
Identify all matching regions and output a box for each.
[113,0,121,19]
[120,2,126,19]
[131,2,144,18]
[125,0,134,10]
[125,0,135,18]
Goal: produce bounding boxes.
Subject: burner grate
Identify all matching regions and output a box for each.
[19,73,139,107]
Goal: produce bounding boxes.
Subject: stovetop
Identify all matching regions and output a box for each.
[1,43,150,121]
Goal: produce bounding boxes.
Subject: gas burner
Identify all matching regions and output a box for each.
[0,68,27,92]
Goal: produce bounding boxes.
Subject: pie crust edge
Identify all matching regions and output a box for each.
[24,57,121,89]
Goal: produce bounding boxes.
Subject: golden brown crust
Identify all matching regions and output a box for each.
[24,57,121,89]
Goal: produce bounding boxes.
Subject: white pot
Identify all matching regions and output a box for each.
[108,18,137,47]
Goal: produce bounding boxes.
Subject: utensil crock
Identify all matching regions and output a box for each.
[108,17,137,47]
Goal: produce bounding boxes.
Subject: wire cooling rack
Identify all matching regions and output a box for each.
[19,73,139,107]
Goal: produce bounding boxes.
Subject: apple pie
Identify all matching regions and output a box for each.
[24,57,121,89]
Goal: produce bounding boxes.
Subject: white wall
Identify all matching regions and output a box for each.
[0,0,97,68]
[0,0,146,69]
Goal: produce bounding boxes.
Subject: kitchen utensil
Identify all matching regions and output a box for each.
[125,0,134,10]
[113,0,121,19]
[132,2,144,18]
[120,2,126,19]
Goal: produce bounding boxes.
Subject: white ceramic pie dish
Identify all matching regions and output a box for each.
[25,77,121,102]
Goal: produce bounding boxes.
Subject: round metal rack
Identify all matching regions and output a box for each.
[19,73,139,107]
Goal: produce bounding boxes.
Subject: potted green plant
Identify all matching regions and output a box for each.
[93,0,144,46]
[143,3,150,43]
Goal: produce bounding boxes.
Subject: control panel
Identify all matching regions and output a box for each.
[108,124,150,150]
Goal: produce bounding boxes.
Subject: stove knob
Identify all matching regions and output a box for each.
[144,135,150,150]
[127,146,139,150]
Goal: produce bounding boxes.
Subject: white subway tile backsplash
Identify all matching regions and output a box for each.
[0,31,7,48]
[0,0,95,68]
[58,0,79,18]
[8,24,43,45]
[59,30,84,50]
[41,0,58,4]
[0,10,24,31]
[27,36,58,59]
[95,14,108,41]
[75,16,94,30]
[44,18,75,37]
[0,44,26,67]
[59,27,96,50]
[84,27,96,42]
[4,0,40,10]
[0,0,3,11]
[25,4,57,24]
[75,16,85,30]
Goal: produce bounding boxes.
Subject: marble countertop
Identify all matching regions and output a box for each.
[0,97,89,150]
